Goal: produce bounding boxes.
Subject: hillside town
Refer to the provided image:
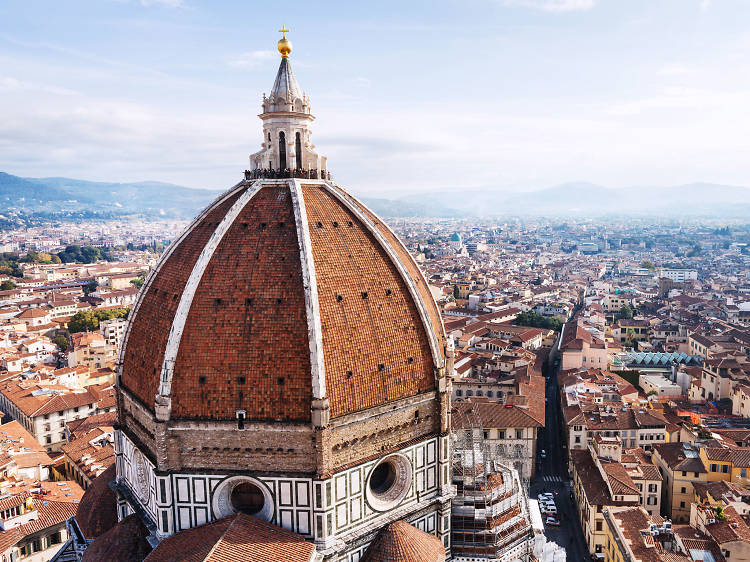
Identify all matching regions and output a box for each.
[0,215,748,560]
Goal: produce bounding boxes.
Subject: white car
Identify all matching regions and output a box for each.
[545,515,560,526]
[542,502,557,514]
[538,493,554,502]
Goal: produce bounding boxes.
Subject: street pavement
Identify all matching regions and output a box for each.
[528,354,591,561]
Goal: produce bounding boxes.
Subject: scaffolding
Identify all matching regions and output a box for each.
[451,403,535,561]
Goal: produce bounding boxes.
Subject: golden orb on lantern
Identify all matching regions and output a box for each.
[278,26,292,58]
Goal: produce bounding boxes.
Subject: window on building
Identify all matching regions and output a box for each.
[575,436,581,444]
[711,464,717,472]
[694,472,699,478]
[680,501,685,508]
[722,465,729,474]
[487,391,493,398]
[516,429,523,439]
[456,390,463,397]
[682,471,687,477]
[681,487,686,494]
[596,521,602,531]
[498,431,505,439]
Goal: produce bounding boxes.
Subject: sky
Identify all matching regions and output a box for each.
[2,0,750,197]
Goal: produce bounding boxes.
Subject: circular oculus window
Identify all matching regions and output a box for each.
[212,476,274,522]
[365,454,412,512]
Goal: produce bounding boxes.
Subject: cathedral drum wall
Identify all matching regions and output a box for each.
[324,392,442,472]
[163,420,317,473]
[117,388,158,463]
[116,429,451,556]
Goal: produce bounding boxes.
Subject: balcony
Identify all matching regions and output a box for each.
[244,169,331,181]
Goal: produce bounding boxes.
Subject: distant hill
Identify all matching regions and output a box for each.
[0,172,217,218]
[0,172,74,203]
[359,196,466,218]
[2,171,749,219]
[397,181,750,217]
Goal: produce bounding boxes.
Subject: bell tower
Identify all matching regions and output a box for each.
[250,27,327,174]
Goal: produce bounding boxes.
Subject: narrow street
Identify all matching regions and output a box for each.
[529,353,590,561]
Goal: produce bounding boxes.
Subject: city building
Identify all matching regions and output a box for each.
[652,443,708,523]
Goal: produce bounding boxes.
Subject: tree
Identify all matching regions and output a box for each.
[68,308,129,333]
[453,285,459,299]
[0,280,16,291]
[640,260,655,271]
[52,333,70,351]
[56,245,114,264]
[131,273,146,290]
[83,281,98,296]
[618,305,634,320]
[68,310,99,333]
[514,310,563,332]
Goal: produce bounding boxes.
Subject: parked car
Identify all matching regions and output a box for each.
[545,515,560,526]
[538,493,554,502]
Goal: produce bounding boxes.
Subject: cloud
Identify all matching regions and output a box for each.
[228,50,277,68]
[657,63,693,76]
[503,0,597,12]
[0,76,77,96]
[700,0,711,10]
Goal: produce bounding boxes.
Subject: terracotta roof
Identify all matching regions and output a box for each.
[360,520,445,562]
[61,427,114,482]
[653,443,706,473]
[705,505,750,545]
[453,397,543,430]
[82,513,152,562]
[0,498,80,554]
[120,181,444,421]
[67,410,117,440]
[571,449,639,507]
[145,513,316,562]
[607,507,694,562]
[76,464,118,539]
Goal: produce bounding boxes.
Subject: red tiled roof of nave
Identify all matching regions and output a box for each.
[360,520,445,562]
[145,513,316,562]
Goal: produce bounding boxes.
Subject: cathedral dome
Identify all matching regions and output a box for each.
[118,180,445,423]
[111,35,453,558]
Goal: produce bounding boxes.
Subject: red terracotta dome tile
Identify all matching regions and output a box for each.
[118,180,444,422]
